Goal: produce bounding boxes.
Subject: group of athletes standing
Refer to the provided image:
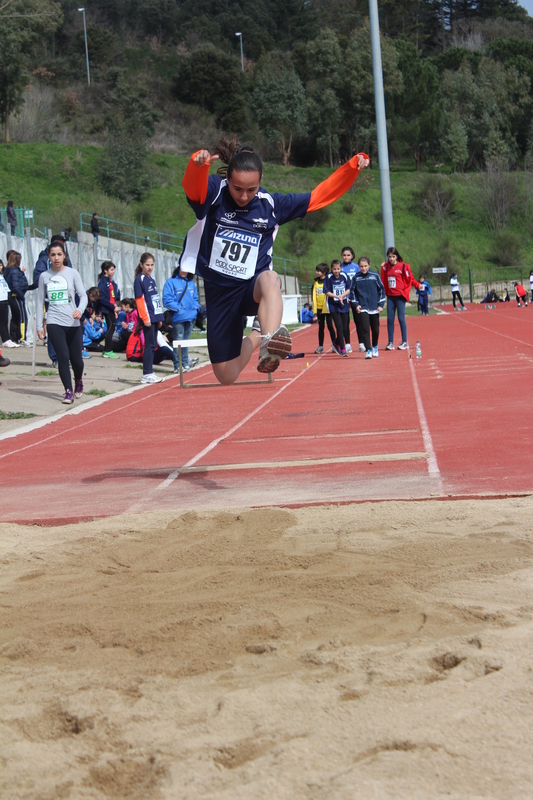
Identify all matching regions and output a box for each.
[312,246,421,359]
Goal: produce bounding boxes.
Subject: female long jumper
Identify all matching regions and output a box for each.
[180,143,369,385]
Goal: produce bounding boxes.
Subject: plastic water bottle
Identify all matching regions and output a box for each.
[416,341,422,360]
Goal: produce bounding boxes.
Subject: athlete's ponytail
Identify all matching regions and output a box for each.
[215,136,263,180]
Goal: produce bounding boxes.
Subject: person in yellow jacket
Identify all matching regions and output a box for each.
[312,262,336,354]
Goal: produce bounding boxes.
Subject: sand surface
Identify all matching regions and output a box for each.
[1,497,533,799]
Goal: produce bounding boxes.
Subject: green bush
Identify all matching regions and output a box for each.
[490,230,522,266]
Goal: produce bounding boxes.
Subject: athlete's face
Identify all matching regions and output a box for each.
[359,261,370,274]
[49,246,65,269]
[332,264,341,278]
[388,253,398,266]
[142,258,154,276]
[342,250,353,263]
[227,169,261,207]
[104,265,115,278]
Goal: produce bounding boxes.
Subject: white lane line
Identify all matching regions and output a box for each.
[454,315,533,348]
[153,358,322,492]
[408,357,443,494]
[178,452,428,474]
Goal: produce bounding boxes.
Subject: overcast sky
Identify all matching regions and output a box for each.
[519,1,533,16]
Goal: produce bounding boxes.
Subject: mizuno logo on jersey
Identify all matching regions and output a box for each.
[218,229,260,245]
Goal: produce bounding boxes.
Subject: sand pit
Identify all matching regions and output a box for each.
[1,497,533,799]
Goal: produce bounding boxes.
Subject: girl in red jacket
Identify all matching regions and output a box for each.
[380,247,419,351]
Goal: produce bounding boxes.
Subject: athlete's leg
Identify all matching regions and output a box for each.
[370,313,380,347]
[359,311,371,351]
[326,314,336,345]
[396,298,407,342]
[386,296,396,344]
[47,324,72,391]
[66,326,84,382]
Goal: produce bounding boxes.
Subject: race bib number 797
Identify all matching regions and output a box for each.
[209,226,260,280]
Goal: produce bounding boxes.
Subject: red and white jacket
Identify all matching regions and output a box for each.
[380,261,420,301]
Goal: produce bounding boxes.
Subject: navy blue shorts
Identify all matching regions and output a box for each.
[204,276,260,363]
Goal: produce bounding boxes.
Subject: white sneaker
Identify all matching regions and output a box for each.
[398,342,409,350]
[3,340,19,348]
[385,342,395,351]
[359,343,366,352]
[141,373,163,384]
[345,343,352,353]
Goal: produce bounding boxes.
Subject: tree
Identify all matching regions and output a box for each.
[412,174,456,235]
[445,119,469,171]
[0,0,62,141]
[98,79,161,202]
[251,53,307,166]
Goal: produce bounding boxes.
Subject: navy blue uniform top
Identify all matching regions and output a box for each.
[324,271,351,313]
[351,271,386,313]
[342,261,360,302]
[180,174,310,287]
[134,273,164,324]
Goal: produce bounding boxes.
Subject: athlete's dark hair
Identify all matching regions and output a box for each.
[358,256,371,267]
[48,241,66,254]
[315,262,329,273]
[87,286,100,299]
[330,259,341,269]
[134,252,154,277]
[386,246,403,261]
[134,317,144,336]
[100,260,115,276]
[121,297,135,308]
[342,246,355,257]
[215,136,263,180]
[6,251,21,268]
[171,265,193,279]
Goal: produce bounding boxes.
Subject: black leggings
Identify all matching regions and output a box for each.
[330,311,349,350]
[47,324,84,392]
[142,324,158,375]
[9,296,27,343]
[103,312,115,352]
[0,301,9,343]
[317,310,335,347]
[351,304,364,344]
[357,311,380,350]
[452,291,464,309]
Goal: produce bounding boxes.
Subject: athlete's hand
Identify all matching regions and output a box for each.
[193,150,219,167]
[37,329,45,340]
[357,154,370,171]
[145,321,152,327]
[377,306,383,313]
[72,310,81,319]
[356,305,362,312]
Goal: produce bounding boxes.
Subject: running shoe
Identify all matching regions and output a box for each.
[257,325,292,373]
[385,343,395,351]
[372,346,379,358]
[315,346,324,354]
[359,343,366,352]
[365,350,373,359]
[398,342,409,350]
[62,389,74,404]
[52,360,58,369]
[3,340,19,348]
[341,347,348,357]
[332,343,341,356]
[189,357,199,367]
[141,373,163,384]
[74,379,84,398]
[345,343,352,353]
[0,356,10,368]
[251,316,261,333]
[182,365,192,373]
[82,349,92,359]
[102,350,120,359]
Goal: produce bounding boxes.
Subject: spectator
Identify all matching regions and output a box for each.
[91,213,99,242]
[450,271,466,311]
[82,314,105,354]
[0,258,15,348]
[514,282,528,307]
[162,266,200,374]
[300,303,315,323]
[312,262,335,354]
[126,319,174,365]
[416,274,432,315]
[61,227,73,241]
[97,260,121,358]
[5,250,29,345]
[381,247,420,351]
[134,252,165,384]
[85,286,100,319]
[117,298,137,345]
[6,201,16,235]
[36,241,87,404]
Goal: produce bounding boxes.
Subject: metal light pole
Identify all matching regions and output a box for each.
[235,32,244,72]
[369,0,395,256]
[78,7,91,86]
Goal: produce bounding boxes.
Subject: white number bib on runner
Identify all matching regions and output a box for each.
[388,276,396,289]
[151,292,163,314]
[46,274,69,304]
[209,226,260,280]
[333,285,344,297]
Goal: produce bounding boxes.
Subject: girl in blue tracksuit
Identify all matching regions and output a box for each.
[97,261,121,358]
[162,267,200,372]
[323,259,351,355]
[351,257,386,359]
[416,274,432,315]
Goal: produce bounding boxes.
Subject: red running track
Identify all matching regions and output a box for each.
[1,304,532,524]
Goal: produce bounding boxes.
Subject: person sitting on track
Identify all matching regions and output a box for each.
[180,137,369,385]
[36,241,87,405]
[126,318,174,366]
